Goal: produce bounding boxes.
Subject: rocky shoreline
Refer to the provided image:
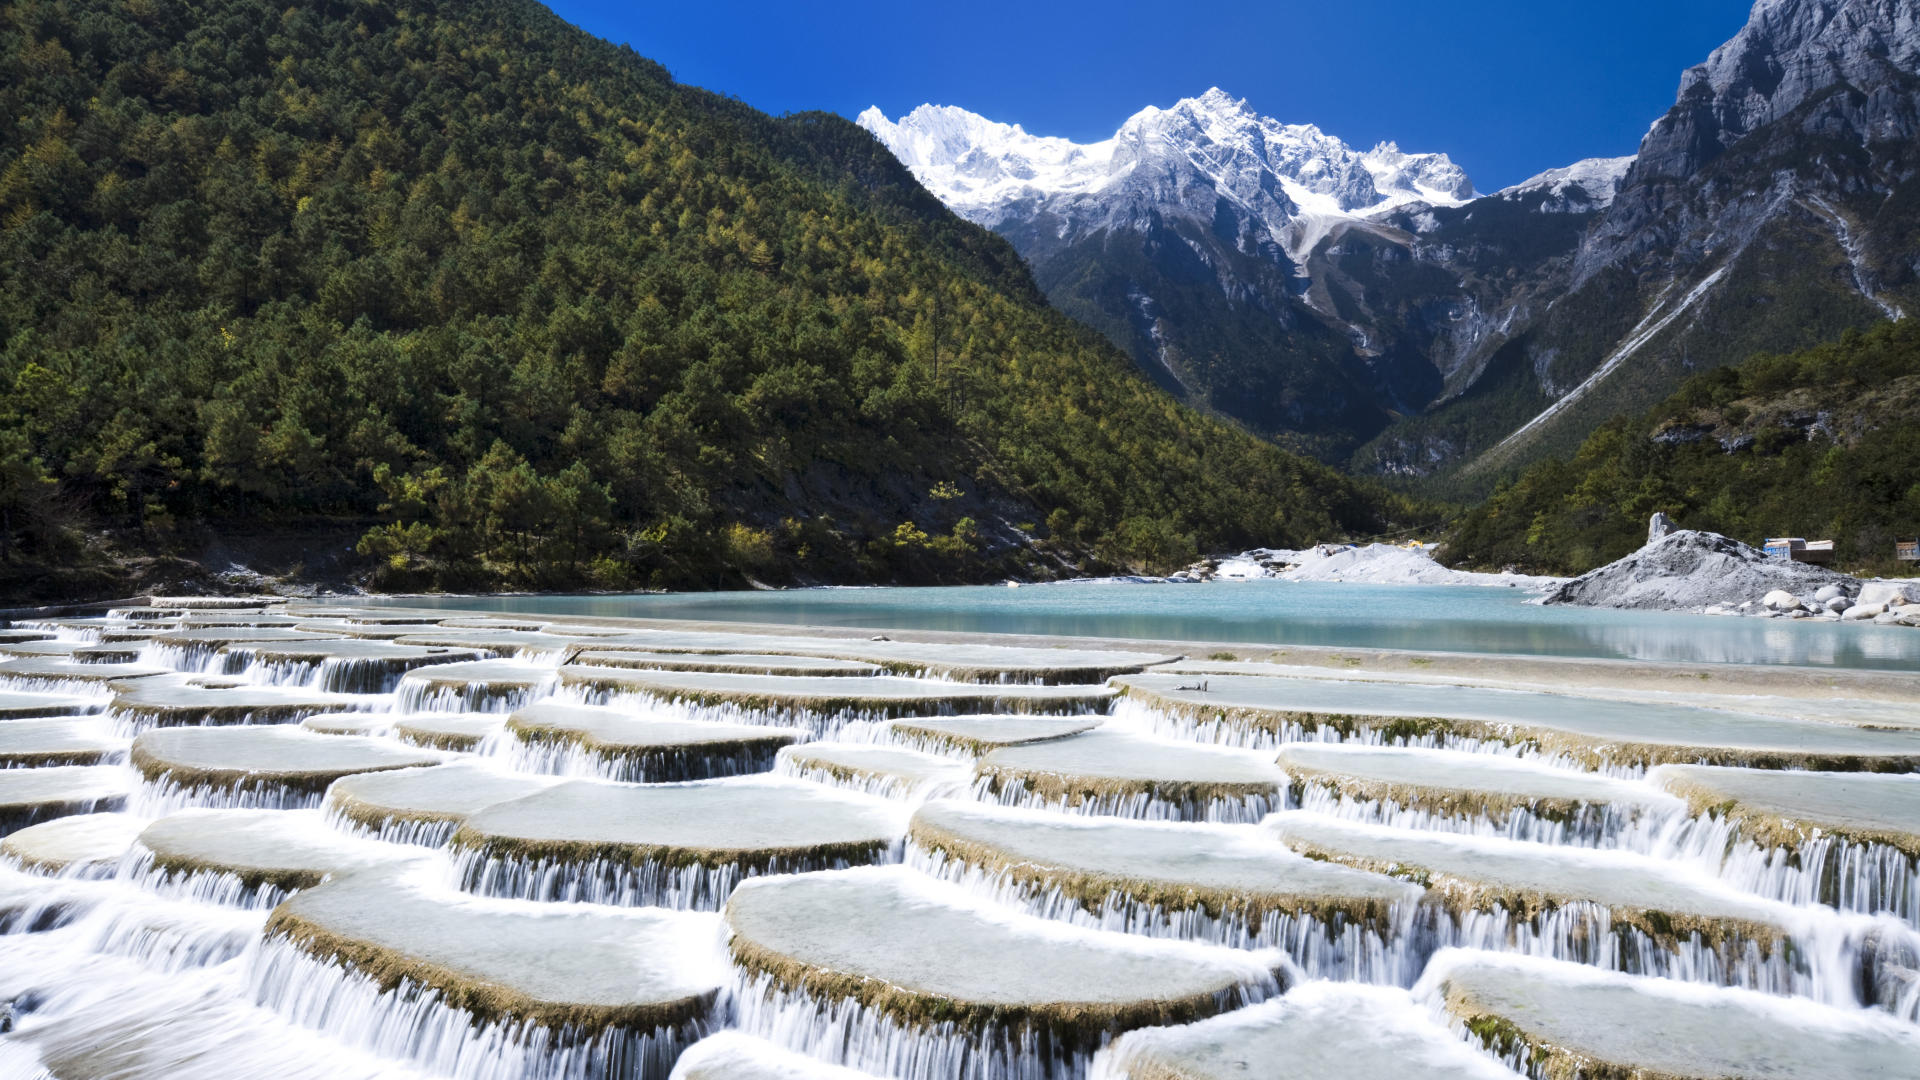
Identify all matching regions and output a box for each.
[1542,529,1920,625]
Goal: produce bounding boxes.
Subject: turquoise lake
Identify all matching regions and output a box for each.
[337,580,1920,672]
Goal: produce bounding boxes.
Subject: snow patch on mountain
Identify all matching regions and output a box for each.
[1494,156,1634,211]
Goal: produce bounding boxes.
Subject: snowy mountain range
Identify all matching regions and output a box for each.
[858,89,1474,264]
[859,91,1631,453]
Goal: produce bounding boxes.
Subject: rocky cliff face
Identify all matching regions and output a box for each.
[1356,0,1920,484]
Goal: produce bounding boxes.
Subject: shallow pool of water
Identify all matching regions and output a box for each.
[333,580,1920,671]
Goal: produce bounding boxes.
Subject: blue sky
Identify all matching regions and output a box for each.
[549,0,1755,190]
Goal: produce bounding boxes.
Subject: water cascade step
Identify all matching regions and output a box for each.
[1421,949,1920,1079]
[254,863,729,1078]
[450,776,905,908]
[1650,764,1920,924]
[1092,981,1524,1080]
[908,800,1419,976]
[974,729,1288,822]
[326,760,563,845]
[503,701,805,781]
[776,743,970,800]
[723,865,1285,1080]
[129,726,448,810]
[883,714,1106,757]
[1116,673,1920,770]
[1275,743,1685,845]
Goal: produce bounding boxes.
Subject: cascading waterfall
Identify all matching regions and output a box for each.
[453,840,905,911]
[967,773,1279,824]
[731,967,1282,1080]
[905,844,1421,985]
[490,735,782,785]
[1290,784,1682,850]
[1641,812,1920,927]
[246,936,714,1080]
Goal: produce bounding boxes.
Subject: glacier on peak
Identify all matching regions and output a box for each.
[856,89,1476,248]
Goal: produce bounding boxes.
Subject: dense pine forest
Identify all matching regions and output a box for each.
[0,0,1425,600]
[1446,319,1920,576]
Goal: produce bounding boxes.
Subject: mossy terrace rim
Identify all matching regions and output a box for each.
[973,764,1282,807]
[907,816,1408,930]
[263,912,719,1033]
[504,711,802,756]
[447,826,895,875]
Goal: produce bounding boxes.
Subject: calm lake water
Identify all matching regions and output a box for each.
[337,580,1920,672]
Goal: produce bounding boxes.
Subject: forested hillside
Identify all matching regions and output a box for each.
[1446,319,1920,576]
[0,0,1419,599]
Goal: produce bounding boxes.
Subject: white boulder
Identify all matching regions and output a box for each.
[1859,581,1920,608]
[1814,584,1845,603]
[1763,589,1802,612]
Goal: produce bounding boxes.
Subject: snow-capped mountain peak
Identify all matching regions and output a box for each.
[857,90,1475,252]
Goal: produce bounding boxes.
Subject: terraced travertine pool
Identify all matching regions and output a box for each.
[0,598,1918,1079]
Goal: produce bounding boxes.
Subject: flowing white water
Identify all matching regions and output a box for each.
[2,605,1917,1079]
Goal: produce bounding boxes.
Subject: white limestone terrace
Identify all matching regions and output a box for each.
[1419,949,1920,1079]
[134,807,425,894]
[974,728,1290,821]
[858,89,1474,263]
[503,700,805,780]
[0,689,101,717]
[0,765,132,830]
[110,682,375,729]
[581,629,1178,682]
[776,742,970,799]
[452,775,906,875]
[909,800,1418,931]
[1117,671,1920,769]
[0,717,122,767]
[129,726,448,798]
[1094,981,1523,1080]
[393,658,557,712]
[1264,812,1803,938]
[326,760,561,841]
[1276,743,1685,827]
[262,862,729,1032]
[0,657,171,694]
[1652,764,1920,856]
[0,812,148,874]
[884,713,1107,757]
[388,711,506,751]
[557,669,1115,725]
[569,649,884,678]
[724,865,1285,1051]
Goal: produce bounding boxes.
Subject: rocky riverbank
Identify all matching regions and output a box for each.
[1543,530,1920,624]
